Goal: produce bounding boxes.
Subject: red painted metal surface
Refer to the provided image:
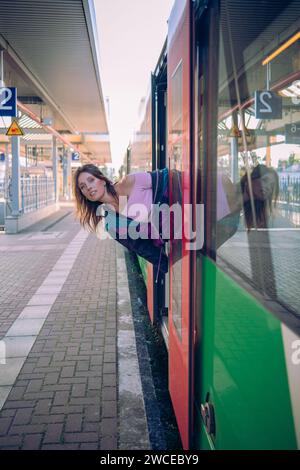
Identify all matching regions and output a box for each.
[147,264,154,324]
[167,0,193,450]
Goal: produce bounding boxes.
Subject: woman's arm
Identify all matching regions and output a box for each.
[117,174,135,196]
[118,172,152,196]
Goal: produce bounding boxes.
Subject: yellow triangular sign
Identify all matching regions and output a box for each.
[6,120,24,136]
[229,124,241,137]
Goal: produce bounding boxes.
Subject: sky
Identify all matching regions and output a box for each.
[94,0,174,172]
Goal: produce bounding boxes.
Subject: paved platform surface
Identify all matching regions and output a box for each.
[0,205,150,450]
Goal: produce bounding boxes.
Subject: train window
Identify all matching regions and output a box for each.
[170,61,183,339]
[215,0,300,326]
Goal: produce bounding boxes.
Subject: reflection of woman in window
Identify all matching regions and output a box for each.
[216,173,241,248]
[241,164,279,229]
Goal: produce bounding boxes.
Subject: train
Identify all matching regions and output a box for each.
[126,0,300,450]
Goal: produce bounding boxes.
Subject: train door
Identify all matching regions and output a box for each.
[195,0,299,450]
[151,53,169,329]
[167,0,194,450]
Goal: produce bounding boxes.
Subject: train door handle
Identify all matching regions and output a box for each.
[200,401,216,437]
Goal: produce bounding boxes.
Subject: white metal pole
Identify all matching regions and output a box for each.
[11,136,20,216]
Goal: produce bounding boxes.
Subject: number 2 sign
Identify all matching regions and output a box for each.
[255,90,282,119]
[0,87,17,117]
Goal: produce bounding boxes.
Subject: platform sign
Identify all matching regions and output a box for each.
[0,87,17,117]
[255,90,282,119]
[72,152,80,161]
[0,153,5,161]
[285,123,300,145]
[71,152,81,168]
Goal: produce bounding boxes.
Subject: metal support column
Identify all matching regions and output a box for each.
[230,136,239,183]
[126,145,131,175]
[67,149,72,199]
[11,136,21,216]
[0,49,4,87]
[52,136,58,202]
[62,147,68,199]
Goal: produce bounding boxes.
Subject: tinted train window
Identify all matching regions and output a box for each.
[170,61,183,339]
[215,0,300,325]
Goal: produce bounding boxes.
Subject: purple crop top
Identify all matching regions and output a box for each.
[120,172,164,243]
[121,172,153,222]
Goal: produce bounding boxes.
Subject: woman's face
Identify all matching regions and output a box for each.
[78,172,106,202]
[251,172,276,201]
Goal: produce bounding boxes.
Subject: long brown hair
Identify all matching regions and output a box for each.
[73,164,119,232]
[241,164,279,229]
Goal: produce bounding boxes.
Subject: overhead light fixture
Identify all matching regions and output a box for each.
[262,31,300,65]
[279,79,300,99]
[280,89,296,97]
[288,81,300,95]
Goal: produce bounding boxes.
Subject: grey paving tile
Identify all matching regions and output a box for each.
[41,279,65,286]
[6,319,45,337]
[35,286,62,295]
[51,266,73,273]
[3,336,36,358]
[0,386,12,410]
[18,306,52,319]
[53,260,74,266]
[28,295,58,306]
[0,358,25,386]
[47,272,68,279]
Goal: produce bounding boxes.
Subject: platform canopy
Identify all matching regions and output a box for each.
[0,0,111,165]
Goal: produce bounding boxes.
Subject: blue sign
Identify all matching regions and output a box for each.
[255,90,282,119]
[0,153,5,162]
[0,87,17,117]
[72,152,80,161]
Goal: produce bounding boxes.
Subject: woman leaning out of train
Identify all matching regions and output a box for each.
[73,163,169,280]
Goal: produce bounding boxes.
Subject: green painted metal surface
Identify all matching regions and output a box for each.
[137,255,147,284]
[194,256,297,449]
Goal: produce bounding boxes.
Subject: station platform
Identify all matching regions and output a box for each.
[0,205,178,450]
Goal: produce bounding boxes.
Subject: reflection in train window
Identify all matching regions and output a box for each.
[215,0,300,324]
[170,61,183,340]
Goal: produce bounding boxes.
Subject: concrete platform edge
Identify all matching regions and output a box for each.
[5,203,60,234]
[116,244,151,450]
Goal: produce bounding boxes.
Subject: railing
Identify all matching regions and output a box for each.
[278,175,300,210]
[0,180,4,199]
[5,176,55,215]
